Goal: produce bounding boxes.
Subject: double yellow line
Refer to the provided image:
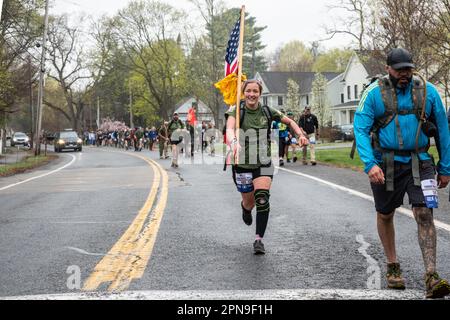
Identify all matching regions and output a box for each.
[82,155,168,292]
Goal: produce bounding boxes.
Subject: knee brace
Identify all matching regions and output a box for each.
[254,189,270,214]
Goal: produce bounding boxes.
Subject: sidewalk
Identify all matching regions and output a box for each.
[0,148,30,165]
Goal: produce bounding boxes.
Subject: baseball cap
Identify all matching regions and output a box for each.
[173,112,179,116]
[387,48,415,70]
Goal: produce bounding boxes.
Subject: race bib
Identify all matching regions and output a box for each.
[421,179,439,209]
[309,136,316,144]
[236,172,254,193]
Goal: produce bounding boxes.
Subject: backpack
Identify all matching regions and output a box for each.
[351,74,432,191]
[223,102,273,140]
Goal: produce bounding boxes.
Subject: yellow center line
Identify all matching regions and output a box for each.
[108,159,169,291]
[82,154,166,291]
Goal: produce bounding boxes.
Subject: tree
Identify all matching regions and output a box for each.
[285,78,300,115]
[270,41,314,72]
[311,72,330,132]
[313,48,353,73]
[111,0,189,121]
[324,0,374,50]
[0,0,43,152]
[44,14,91,133]
[189,1,268,125]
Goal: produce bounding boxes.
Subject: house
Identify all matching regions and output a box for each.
[174,97,214,124]
[330,51,385,126]
[255,71,341,116]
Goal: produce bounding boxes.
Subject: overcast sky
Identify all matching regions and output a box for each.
[51,0,353,54]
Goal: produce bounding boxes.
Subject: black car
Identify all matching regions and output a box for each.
[54,131,82,152]
[331,124,355,141]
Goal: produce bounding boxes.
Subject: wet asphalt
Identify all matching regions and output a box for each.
[0,146,449,299]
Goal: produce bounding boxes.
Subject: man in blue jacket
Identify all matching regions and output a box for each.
[354,48,450,298]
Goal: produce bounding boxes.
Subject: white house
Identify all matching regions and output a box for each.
[255,71,341,117]
[174,97,214,124]
[331,52,386,126]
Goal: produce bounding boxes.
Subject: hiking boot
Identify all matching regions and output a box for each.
[311,161,317,166]
[386,263,406,290]
[425,272,450,299]
[293,156,298,163]
[241,202,252,226]
[253,240,265,255]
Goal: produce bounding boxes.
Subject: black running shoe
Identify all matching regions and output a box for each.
[253,240,265,255]
[241,202,252,226]
[279,158,284,167]
[293,156,298,163]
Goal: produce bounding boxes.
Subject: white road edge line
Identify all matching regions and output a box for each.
[0,154,76,191]
[0,289,427,300]
[278,167,450,232]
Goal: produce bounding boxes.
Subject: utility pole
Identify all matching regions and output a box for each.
[96,96,100,129]
[0,0,4,22]
[129,84,134,128]
[35,0,50,156]
[28,56,34,149]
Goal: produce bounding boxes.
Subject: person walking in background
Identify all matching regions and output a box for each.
[298,106,319,165]
[168,112,185,168]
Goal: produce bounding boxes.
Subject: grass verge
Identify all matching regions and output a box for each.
[0,154,57,177]
[291,146,439,172]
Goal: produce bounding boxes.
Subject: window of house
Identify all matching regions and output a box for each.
[278,96,283,106]
[354,85,359,99]
[347,86,351,100]
[341,93,344,104]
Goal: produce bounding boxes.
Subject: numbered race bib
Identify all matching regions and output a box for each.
[309,136,316,144]
[421,179,439,209]
[236,172,254,193]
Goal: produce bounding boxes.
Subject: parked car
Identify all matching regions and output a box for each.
[54,130,82,152]
[331,124,354,141]
[11,132,30,147]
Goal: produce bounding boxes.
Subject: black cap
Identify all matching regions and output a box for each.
[387,48,415,70]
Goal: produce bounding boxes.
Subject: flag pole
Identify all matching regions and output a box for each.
[235,5,245,164]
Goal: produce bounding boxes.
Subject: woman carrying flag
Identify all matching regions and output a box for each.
[225,79,309,254]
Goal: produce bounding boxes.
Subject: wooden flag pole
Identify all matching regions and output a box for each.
[235,5,245,165]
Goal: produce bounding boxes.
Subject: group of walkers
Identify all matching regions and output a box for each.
[275,106,319,166]
[224,48,450,299]
[82,127,158,152]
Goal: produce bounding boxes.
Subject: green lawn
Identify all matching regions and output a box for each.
[0,154,56,176]
[291,146,440,172]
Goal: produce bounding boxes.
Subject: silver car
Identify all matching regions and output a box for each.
[11,132,30,147]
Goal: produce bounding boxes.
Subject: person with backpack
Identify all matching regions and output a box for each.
[226,79,309,255]
[354,48,450,299]
[168,112,185,168]
[298,106,319,165]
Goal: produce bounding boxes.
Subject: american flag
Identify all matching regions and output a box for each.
[225,17,241,76]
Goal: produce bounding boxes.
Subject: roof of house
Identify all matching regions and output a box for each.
[356,50,386,77]
[258,71,341,95]
[174,97,212,114]
[332,100,360,108]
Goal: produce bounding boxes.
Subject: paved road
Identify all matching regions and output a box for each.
[0,146,449,300]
